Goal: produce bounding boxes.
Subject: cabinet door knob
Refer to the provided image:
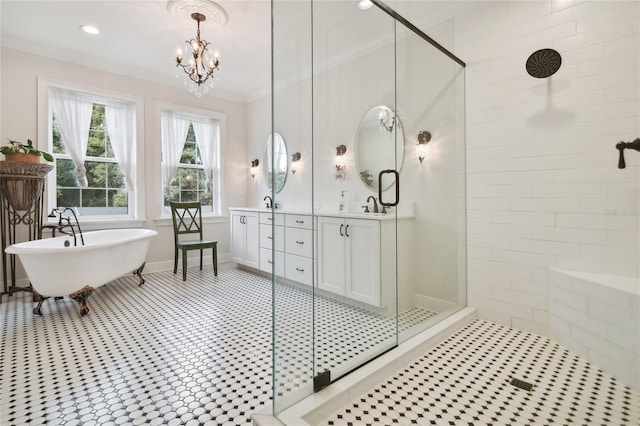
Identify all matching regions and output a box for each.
[296,240,304,245]
[268,260,273,264]
[345,224,350,237]
[339,224,344,236]
[267,236,272,240]
[296,267,304,272]
[296,220,304,224]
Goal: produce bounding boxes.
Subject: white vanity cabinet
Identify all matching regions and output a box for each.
[229,208,410,307]
[230,209,259,269]
[259,212,285,277]
[284,214,315,286]
[318,215,402,308]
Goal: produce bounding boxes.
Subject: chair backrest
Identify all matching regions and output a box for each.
[170,202,204,242]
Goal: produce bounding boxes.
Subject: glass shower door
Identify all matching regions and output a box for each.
[271,0,315,413]
[311,1,400,387]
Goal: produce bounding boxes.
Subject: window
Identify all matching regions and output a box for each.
[52,104,127,215]
[161,110,220,215]
[47,87,138,218]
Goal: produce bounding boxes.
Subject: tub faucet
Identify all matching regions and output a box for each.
[47,207,84,246]
[366,196,379,213]
[616,138,640,169]
[263,195,272,209]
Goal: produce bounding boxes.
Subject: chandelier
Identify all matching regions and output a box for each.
[176,12,220,96]
[379,108,397,132]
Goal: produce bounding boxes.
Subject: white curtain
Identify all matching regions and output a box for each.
[191,118,219,193]
[50,88,93,187]
[161,111,191,196]
[105,101,136,191]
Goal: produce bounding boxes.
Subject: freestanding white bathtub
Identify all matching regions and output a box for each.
[5,228,157,316]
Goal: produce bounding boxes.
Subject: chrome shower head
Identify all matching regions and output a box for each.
[526,48,562,78]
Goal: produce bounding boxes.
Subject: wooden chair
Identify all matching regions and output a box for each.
[170,201,218,281]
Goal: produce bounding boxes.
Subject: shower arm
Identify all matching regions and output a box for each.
[616,138,640,169]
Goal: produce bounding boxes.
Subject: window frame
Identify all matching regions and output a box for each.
[156,102,226,219]
[38,78,145,228]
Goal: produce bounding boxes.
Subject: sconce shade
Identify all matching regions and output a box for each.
[417,131,431,164]
[250,159,259,177]
[335,145,347,180]
[291,152,301,174]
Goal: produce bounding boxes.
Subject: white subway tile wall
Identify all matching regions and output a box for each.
[456,1,639,337]
[549,268,639,391]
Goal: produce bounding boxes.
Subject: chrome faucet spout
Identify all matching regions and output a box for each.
[263,195,272,209]
[366,196,379,213]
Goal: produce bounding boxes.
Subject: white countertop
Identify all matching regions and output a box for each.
[229,207,413,220]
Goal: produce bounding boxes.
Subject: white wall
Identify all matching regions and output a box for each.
[0,48,249,273]
[455,0,639,334]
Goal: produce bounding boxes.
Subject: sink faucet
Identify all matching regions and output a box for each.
[366,196,379,213]
[263,195,272,209]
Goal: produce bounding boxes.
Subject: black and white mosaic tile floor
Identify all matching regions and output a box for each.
[0,263,439,426]
[323,319,640,426]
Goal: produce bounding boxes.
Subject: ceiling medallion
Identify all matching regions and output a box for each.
[167,0,228,27]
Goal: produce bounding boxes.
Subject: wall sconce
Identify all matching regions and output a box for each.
[250,159,259,178]
[291,152,301,174]
[335,145,347,180]
[417,131,431,163]
[379,109,397,132]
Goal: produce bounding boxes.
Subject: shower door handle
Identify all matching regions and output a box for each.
[378,169,400,207]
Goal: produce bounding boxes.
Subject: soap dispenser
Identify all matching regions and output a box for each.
[339,190,346,212]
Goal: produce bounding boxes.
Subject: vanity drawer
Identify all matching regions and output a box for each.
[260,212,284,226]
[260,248,285,277]
[285,253,313,286]
[286,214,312,230]
[285,228,313,257]
[260,224,284,251]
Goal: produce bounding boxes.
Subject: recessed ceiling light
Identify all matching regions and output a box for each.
[80,25,100,35]
[358,0,373,10]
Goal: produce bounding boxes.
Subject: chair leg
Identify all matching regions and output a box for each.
[182,249,188,281]
[173,248,178,274]
[213,244,218,276]
[200,249,203,270]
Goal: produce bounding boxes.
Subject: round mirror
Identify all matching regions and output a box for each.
[355,105,404,191]
[263,132,288,193]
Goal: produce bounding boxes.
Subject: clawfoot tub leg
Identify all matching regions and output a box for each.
[32,287,45,316]
[70,286,94,316]
[133,262,146,286]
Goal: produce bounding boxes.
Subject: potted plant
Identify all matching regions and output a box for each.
[0,139,54,163]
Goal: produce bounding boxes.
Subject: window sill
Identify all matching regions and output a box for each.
[45,218,147,231]
[154,215,228,228]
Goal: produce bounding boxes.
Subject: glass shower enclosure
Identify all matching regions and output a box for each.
[270,0,466,414]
